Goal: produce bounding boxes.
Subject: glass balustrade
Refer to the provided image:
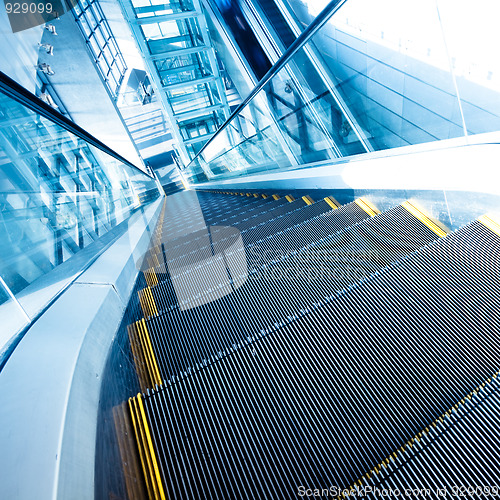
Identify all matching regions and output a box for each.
[183,0,500,184]
[0,74,161,361]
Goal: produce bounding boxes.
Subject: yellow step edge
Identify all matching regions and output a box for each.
[145,287,158,317]
[272,194,280,200]
[128,324,149,392]
[138,289,149,317]
[324,196,340,210]
[354,197,380,217]
[150,267,159,287]
[143,289,152,318]
[135,398,163,500]
[253,193,259,198]
[402,201,448,238]
[141,319,163,387]
[479,213,500,237]
[135,321,156,387]
[262,194,268,199]
[153,254,160,268]
[136,321,156,387]
[344,366,500,494]
[137,394,167,500]
[302,195,314,205]
[285,194,295,203]
[144,268,158,288]
[128,398,156,500]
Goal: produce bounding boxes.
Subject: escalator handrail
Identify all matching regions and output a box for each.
[0,70,154,179]
[185,0,347,169]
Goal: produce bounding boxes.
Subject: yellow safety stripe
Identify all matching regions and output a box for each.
[128,398,155,500]
[354,197,380,217]
[137,394,166,500]
[144,268,158,288]
[343,367,500,491]
[145,287,158,317]
[262,194,268,199]
[128,324,149,392]
[144,289,152,317]
[138,289,148,317]
[135,321,156,387]
[402,201,447,238]
[141,319,163,386]
[149,268,159,287]
[302,195,314,205]
[135,396,164,500]
[253,193,259,198]
[272,194,280,200]
[324,196,340,210]
[285,194,295,202]
[153,253,160,268]
[479,214,500,237]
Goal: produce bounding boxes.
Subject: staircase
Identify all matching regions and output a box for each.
[119,190,500,498]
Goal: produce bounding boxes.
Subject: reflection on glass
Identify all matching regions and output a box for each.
[0,89,159,305]
[183,0,500,184]
[437,0,500,135]
[317,0,464,150]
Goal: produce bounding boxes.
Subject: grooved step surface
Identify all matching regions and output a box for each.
[161,197,327,268]
[149,200,371,312]
[138,221,500,498]
[146,205,442,381]
[363,375,500,494]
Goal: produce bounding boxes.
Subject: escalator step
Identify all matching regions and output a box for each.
[360,374,500,493]
[140,202,444,383]
[156,196,297,264]
[130,220,500,498]
[150,197,346,291]
[144,199,370,315]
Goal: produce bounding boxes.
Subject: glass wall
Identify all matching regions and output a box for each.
[184,0,500,183]
[124,0,232,162]
[0,81,160,359]
[72,0,128,97]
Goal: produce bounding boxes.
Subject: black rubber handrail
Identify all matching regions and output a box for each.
[0,70,154,178]
[185,0,348,168]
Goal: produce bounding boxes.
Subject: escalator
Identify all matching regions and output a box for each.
[112,189,500,498]
[253,0,297,50]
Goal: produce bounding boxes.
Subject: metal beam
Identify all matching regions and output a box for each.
[136,11,200,24]
[148,45,209,60]
[162,75,216,91]
[174,104,223,121]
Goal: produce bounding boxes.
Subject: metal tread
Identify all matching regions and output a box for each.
[142,204,443,383]
[145,200,371,314]
[149,198,354,288]
[132,220,500,498]
[358,374,500,493]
